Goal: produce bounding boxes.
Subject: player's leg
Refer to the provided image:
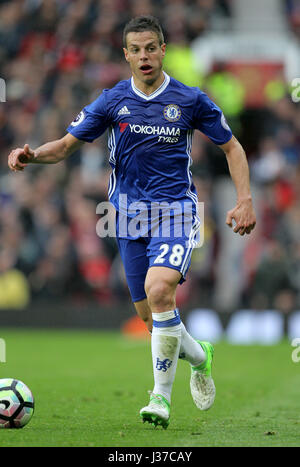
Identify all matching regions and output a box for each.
[134,298,206,365]
[134,290,215,411]
[116,237,181,426]
[143,211,215,413]
[139,266,181,428]
[134,299,152,333]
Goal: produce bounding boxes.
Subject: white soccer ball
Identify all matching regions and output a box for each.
[0,378,34,428]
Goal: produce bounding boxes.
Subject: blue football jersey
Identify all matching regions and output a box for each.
[67,72,232,215]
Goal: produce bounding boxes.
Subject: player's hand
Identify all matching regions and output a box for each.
[8,144,36,172]
[226,198,256,236]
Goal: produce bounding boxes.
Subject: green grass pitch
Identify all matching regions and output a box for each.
[0,328,299,447]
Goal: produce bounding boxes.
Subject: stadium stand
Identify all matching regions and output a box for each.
[0,1,299,333]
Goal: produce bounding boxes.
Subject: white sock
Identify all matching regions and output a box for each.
[151,310,181,403]
[179,321,206,366]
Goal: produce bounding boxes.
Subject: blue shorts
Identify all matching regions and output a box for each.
[116,209,200,303]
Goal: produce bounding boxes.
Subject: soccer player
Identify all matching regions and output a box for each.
[8,16,256,429]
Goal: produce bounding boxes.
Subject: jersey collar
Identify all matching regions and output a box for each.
[131,72,170,101]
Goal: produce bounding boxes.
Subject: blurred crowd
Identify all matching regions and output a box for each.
[0,0,299,313]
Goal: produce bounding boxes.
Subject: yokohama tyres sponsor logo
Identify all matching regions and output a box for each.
[129,124,180,136]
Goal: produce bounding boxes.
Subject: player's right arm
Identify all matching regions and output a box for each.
[9,88,111,172]
[8,133,84,172]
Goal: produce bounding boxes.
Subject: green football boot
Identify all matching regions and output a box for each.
[190,341,216,410]
[140,393,170,429]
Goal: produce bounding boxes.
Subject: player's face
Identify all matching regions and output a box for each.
[124,31,166,89]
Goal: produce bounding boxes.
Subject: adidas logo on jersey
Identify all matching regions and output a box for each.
[118,106,131,115]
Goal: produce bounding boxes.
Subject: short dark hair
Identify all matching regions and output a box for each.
[123,16,165,48]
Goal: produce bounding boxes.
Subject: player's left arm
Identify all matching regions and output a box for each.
[219,135,256,236]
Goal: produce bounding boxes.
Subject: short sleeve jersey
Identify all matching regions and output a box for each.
[67,72,232,214]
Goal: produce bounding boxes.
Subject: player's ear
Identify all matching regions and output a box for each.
[123,48,130,62]
[161,43,166,58]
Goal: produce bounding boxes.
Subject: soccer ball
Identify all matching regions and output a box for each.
[0,378,34,428]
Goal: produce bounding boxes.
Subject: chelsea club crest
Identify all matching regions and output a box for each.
[163,104,181,122]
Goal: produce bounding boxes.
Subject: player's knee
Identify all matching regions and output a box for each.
[145,280,175,311]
